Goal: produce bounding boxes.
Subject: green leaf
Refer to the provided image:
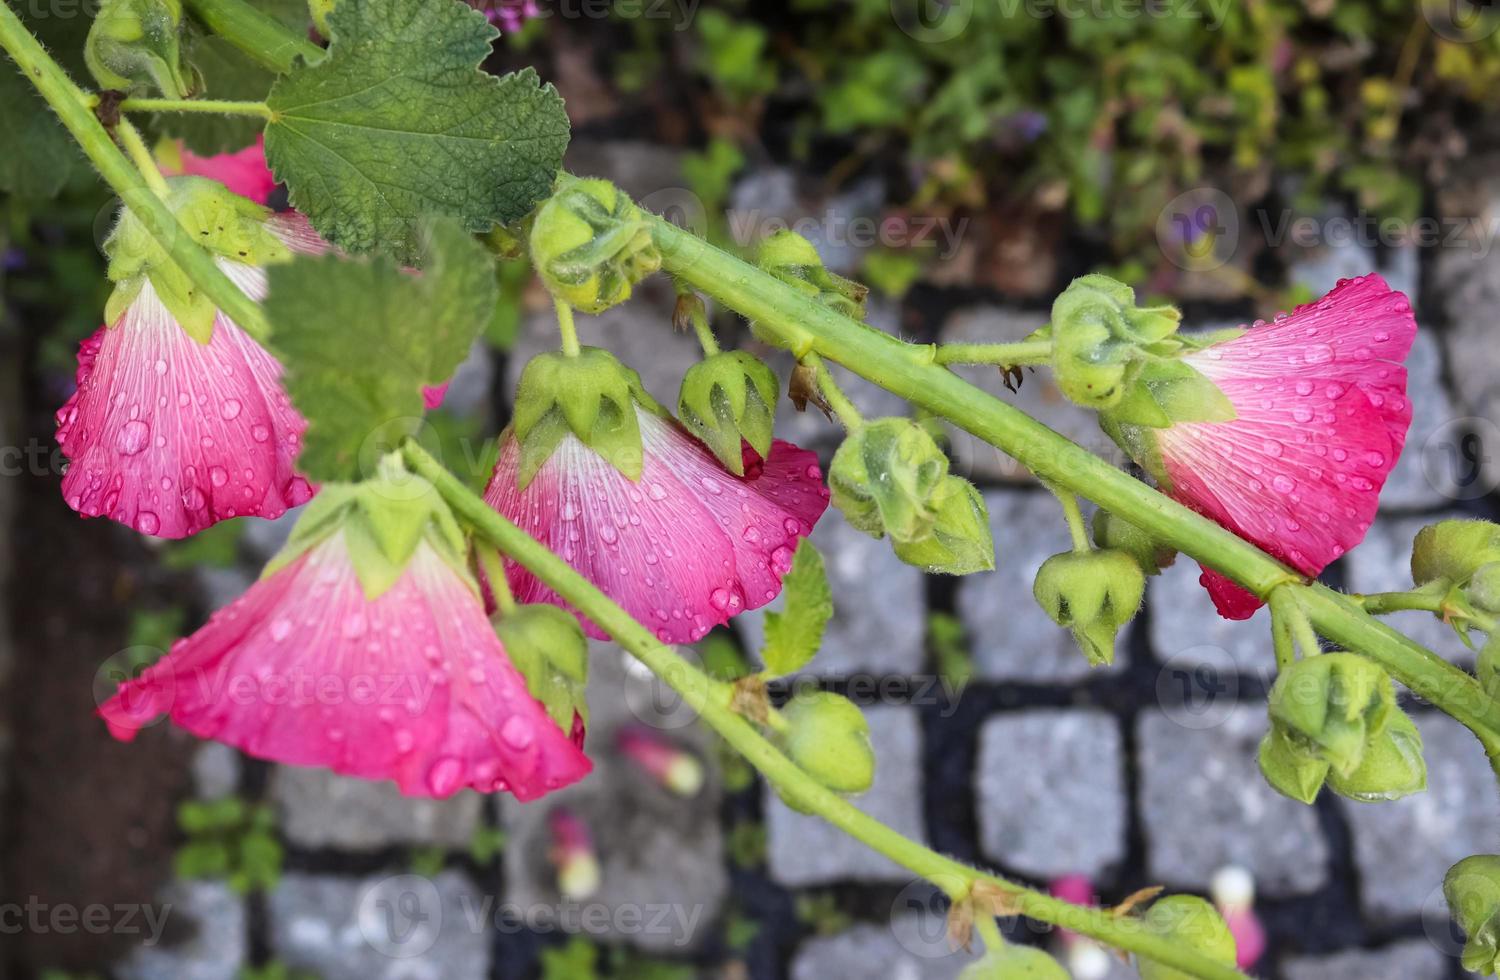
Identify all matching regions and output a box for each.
[760,540,832,677]
[0,54,81,199]
[264,217,498,480]
[264,0,570,259]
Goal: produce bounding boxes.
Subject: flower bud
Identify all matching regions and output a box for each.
[756,230,868,322]
[85,0,192,98]
[1049,275,1181,410]
[780,691,874,794]
[1411,519,1500,590]
[677,351,778,475]
[1092,510,1175,576]
[511,348,666,485]
[1032,549,1144,666]
[616,724,705,797]
[1257,727,1329,805]
[1266,653,1395,777]
[494,604,589,734]
[530,179,661,314]
[1445,855,1500,976]
[1136,896,1237,980]
[548,807,601,900]
[1466,562,1500,616]
[957,946,1071,979]
[1327,708,1425,802]
[889,475,995,576]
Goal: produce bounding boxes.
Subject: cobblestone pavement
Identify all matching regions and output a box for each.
[81,153,1500,980]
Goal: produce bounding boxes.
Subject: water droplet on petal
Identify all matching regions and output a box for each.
[210,466,228,487]
[426,756,464,796]
[136,512,159,535]
[500,715,533,750]
[269,617,293,642]
[115,420,150,456]
[220,398,241,421]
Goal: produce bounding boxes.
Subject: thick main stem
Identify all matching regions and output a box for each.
[182,0,323,73]
[0,2,271,341]
[402,440,1249,980]
[647,215,1500,744]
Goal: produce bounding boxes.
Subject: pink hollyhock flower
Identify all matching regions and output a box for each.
[56,213,328,538]
[484,407,830,644]
[174,136,278,206]
[98,527,591,800]
[1155,274,1416,618]
[423,382,449,411]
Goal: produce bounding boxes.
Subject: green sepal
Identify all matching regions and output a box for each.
[1328,709,1426,803]
[1099,413,1171,489]
[1106,358,1237,429]
[1445,855,1500,976]
[1033,549,1145,629]
[511,347,666,486]
[958,946,1070,979]
[1412,519,1500,590]
[1466,563,1500,616]
[1093,510,1175,576]
[828,417,948,543]
[889,475,995,575]
[530,178,661,314]
[261,454,469,601]
[494,603,589,733]
[677,351,778,475]
[85,0,193,98]
[1257,727,1330,804]
[1267,652,1395,778]
[1136,896,1237,980]
[756,229,868,322]
[104,177,289,342]
[779,691,874,795]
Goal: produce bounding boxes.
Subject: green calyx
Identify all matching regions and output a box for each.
[104,177,290,343]
[1266,652,1395,780]
[1327,709,1426,803]
[1445,855,1500,976]
[530,178,661,314]
[85,0,193,98]
[494,603,589,735]
[511,347,667,487]
[1412,519,1500,591]
[779,690,874,795]
[263,453,469,601]
[1093,510,1175,576]
[1032,548,1145,666]
[957,946,1070,979]
[677,350,778,475]
[1136,897,1237,980]
[828,417,994,575]
[756,229,868,324]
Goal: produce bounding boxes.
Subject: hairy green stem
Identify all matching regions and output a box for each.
[119,96,273,117]
[402,439,1249,980]
[807,353,863,429]
[1046,482,1090,553]
[647,214,1500,745]
[116,119,171,198]
[554,299,580,357]
[935,340,1052,367]
[182,0,323,73]
[0,1,271,341]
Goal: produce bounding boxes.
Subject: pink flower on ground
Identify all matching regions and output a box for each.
[56,214,328,538]
[175,136,277,206]
[1155,274,1416,618]
[484,408,830,644]
[98,532,591,800]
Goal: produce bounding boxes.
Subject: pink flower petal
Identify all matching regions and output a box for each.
[423,382,450,411]
[98,534,590,800]
[176,136,277,205]
[56,217,325,538]
[484,408,830,643]
[1157,275,1416,619]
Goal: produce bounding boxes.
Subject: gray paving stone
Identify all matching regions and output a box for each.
[956,491,1129,684]
[1434,189,1500,498]
[1147,556,1274,678]
[268,870,490,980]
[501,645,726,952]
[736,510,926,678]
[115,880,246,980]
[1382,330,1459,511]
[190,743,240,800]
[566,139,686,204]
[1343,512,1475,669]
[938,307,1125,484]
[1281,939,1450,980]
[789,916,983,980]
[240,505,300,560]
[1138,704,1329,897]
[1343,711,1500,921]
[975,710,1127,879]
[272,767,482,850]
[195,565,254,613]
[766,705,926,886]
[437,340,496,419]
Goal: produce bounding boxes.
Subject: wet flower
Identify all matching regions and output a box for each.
[56,206,328,538]
[1120,274,1416,618]
[484,404,830,644]
[99,468,591,800]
